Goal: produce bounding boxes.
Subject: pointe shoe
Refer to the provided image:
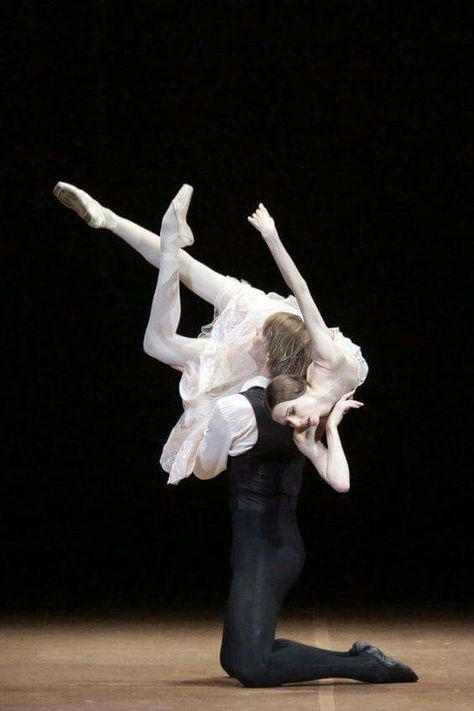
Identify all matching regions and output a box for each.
[350,640,418,683]
[171,183,194,247]
[53,181,106,229]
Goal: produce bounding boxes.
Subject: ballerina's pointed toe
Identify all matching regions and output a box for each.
[53,181,106,229]
[172,183,194,247]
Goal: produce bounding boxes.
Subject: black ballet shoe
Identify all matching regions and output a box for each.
[350,640,419,683]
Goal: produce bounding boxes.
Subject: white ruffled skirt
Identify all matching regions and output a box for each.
[160,278,368,484]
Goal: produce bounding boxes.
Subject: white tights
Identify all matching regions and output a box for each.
[104,206,231,369]
[105,209,229,306]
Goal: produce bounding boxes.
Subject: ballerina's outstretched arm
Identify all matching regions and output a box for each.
[53,182,237,308]
[248,204,343,369]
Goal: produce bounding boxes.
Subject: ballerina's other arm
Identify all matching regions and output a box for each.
[292,391,363,492]
[248,204,342,369]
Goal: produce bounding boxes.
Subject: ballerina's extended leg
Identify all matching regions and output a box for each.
[54,181,193,246]
[53,181,236,306]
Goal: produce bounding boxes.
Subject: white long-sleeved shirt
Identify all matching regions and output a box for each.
[194,376,270,479]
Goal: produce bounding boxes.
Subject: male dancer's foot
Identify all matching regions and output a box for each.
[350,640,419,683]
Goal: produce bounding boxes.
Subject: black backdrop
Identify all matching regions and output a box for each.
[3,1,470,612]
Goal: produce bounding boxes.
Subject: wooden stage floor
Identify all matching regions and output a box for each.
[0,609,472,710]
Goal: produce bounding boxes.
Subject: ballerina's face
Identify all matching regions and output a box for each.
[272,393,320,432]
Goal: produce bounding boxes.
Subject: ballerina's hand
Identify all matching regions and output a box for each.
[326,390,364,430]
[293,424,318,456]
[247,203,277,240]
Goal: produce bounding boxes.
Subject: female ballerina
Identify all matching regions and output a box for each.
[54,182,367,485]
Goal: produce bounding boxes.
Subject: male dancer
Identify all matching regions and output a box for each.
[194,375,419,687]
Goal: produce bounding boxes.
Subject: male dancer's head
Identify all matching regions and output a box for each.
[249,313,312,379]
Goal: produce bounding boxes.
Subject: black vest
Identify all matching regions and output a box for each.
[227,387,305,511]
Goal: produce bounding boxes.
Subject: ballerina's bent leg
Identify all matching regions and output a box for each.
[142,197,203,369]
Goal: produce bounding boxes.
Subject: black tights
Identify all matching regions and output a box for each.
[220,508,380,687]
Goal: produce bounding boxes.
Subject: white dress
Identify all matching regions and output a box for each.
[160,278,368,484]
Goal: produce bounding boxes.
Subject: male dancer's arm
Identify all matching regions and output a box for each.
[194,396,256,479]
[194,404,233,479]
